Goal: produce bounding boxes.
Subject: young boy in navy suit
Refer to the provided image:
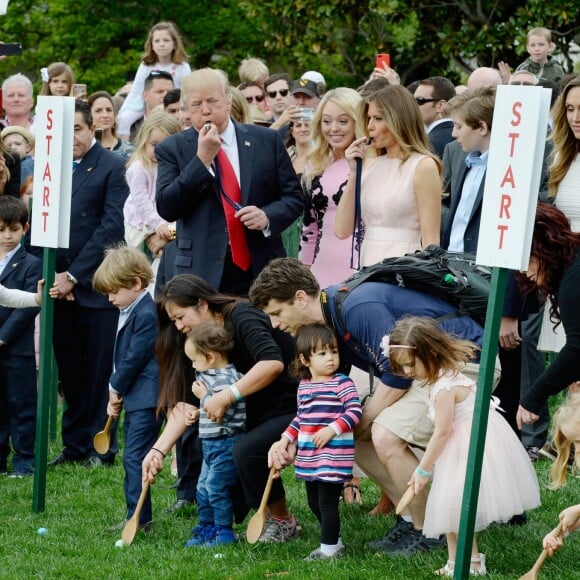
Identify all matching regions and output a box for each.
[0,197,41,477]
[92,246,163,529]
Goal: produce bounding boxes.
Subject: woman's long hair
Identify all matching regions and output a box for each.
[156,274,242,411]
[517,203,580,327]
[548,76,580,198]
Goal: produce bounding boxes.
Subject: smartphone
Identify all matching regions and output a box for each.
[0,43,23,56]
[375,53,391,69]
[72,83,87,98]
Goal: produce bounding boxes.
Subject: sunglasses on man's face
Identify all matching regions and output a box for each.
[415,97,436,105]
[267,89,290,98]
[245,94,265,103]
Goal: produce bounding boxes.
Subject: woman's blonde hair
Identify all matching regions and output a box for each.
[548,76,580,198]
[304,87,364,187]
[142,21,188,65]
[388,316,478,384]
[550,392,580,489]
[127,110,181,172]
[229,86,251,124]
[361,85,441,173]
[39,62,75,96]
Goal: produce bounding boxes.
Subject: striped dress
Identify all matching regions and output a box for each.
[283,373,361,482]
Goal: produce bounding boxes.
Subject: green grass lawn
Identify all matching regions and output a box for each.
[1,424,578,579]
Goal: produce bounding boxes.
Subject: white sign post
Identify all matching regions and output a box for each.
[476,86,552,269]
[456,86,551,579]
[32,96,74,513]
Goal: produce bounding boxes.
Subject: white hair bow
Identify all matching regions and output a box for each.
[40,67,49,83]
[381,335,415,357]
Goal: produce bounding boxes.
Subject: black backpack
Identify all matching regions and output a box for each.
[330,245,492,331]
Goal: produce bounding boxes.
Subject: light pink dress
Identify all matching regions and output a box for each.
[423,371,541,539]
[299,159,356,287]
[360,153,427,267]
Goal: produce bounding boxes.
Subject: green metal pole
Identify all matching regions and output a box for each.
[32,247,56,513]
[49,350,58,441]
[455,267,508,579]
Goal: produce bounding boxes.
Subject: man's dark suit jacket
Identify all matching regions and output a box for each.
[155,120,304,289]
[0,246,41,355]
[54,142,128,307]
[109,293,159,413]
[428,119,455,160]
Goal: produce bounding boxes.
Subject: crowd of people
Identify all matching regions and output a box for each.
[0,19,578,575]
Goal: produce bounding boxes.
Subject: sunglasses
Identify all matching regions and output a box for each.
[267,89,290,98]
[415,97,436,105]
[245,94,265,103]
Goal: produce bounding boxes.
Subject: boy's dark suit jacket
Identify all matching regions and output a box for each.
[109,293,159,412]
[0,246,41,356]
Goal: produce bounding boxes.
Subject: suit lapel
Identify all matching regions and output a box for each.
[450,162,470,217]
[469,170,487,222]
[234,121,253,204]
[72,144,100,197]
[0,246,24,284]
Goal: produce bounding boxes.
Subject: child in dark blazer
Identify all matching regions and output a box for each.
[93,245,163,529]
[0,197,42,477]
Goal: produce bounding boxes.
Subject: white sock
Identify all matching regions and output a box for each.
[320,542,341,556]
[337,536,344,547]
[401,515,413,523]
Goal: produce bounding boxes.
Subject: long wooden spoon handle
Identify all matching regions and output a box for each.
[258,467,276,513]
[103,415,114,433]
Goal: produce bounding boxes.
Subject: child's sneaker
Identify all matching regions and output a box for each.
[303,545,346,561]
[204,527,236,548]
[184,524,218,547]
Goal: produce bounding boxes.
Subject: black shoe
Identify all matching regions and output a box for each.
[505,512,527,526]
[525,445,541,462]
[48,453,84,467]
[164,499,194,513]
[365,516,414,552]
[84,456,114,468]
[386,526,444,556]
[109,519,152,532]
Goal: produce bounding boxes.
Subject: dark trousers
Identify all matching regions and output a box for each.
[176,422,202,502]
[123,408,163,525]
[520,309,550,447]
[53,302,118,461]
[234,413,296,512]
[495,344,522,436]
[305,480,343,545]
[0,355,37,472]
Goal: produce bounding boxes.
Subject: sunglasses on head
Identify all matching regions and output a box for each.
[267,89,289,98]
[245,94,265,103]
[415,97,436,105]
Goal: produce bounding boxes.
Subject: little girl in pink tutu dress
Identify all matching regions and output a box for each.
[383,316,540,577]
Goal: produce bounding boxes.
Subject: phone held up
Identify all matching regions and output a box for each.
[375,53,390,69]
[0,43,23,57]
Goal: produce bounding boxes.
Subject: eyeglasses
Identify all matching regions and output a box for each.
[415,97,436,105]
[267,89,290,98]
[245,94,265,104]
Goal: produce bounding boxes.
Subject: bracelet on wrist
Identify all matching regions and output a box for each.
[415,465,432,478]
[151,447,166,458]
[228,384,243,402]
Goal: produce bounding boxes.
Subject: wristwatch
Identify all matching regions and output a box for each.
[65,271,78,285]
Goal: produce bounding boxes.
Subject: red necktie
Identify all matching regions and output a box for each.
[216,147,251,271]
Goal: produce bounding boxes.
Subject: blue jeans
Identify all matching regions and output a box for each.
[197,435,241,527]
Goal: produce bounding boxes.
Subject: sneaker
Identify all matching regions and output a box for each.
[108,520,152,532]
[165,499,194,514]
[8,470,33,478]
[539,441,557,461]
[365,516,413,552]
[204,527,236,548]
[184,524,218,547]
[387,527,445,556]
[524,445,541,462]
[304,545,346,561]
[257,515,300,543]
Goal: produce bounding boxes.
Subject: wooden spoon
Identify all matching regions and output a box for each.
[246,466,277,544]
[121,481,150,545]
[93,415,113,455]
[519,522,563,579]
[395,485,415,515]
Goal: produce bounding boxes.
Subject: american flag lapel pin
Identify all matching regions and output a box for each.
[245,141,251,147]
[87,166,93,172]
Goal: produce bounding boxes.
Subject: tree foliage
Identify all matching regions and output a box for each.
[0,0,577,95]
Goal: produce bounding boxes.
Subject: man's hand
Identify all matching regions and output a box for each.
[499,316,521,350]
[196,122,221,168]
[107,391,123,418]
[236,205,269,231]
[52,272,75,301]
[516,404,540,429]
